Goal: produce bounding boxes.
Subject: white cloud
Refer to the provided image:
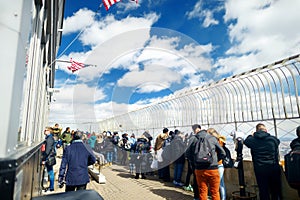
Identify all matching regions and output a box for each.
[79,13,159,47]
[186,0,220,28]
[52,83,106,104]
[202,10,219,28]
[49,83,107,126]
[52,8,216,125]
[216,0,300,75]
[56,12,160,81]
[62,8,96,35]
[117,35,214,92]
[116,0,141,13]
[117,64,181,93]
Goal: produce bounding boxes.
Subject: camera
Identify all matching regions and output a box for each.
[230,130,245,168]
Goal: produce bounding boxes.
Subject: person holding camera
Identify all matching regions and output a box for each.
[58,131,96,191]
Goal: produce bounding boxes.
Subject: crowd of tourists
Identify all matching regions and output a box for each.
[41,123,300,200]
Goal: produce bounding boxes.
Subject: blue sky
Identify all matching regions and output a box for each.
[49,0,300,127]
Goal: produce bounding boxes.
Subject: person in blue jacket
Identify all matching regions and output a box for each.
[58,131,96,191]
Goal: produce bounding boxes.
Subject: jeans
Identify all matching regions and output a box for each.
[158,161,170,181]
[218,164,226,200]
[195,169,221,200]
[46,164,54,190]
[106,151,113,163]
[113,146,118,162]
[173,163,184,183]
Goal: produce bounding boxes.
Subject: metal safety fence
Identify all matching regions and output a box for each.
[98,54,300,158]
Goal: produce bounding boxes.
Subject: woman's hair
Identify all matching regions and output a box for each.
[45,127,53,132]
[207,128,220,137]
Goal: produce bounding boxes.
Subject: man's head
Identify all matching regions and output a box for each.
[192,124,201,134]
[44,127,53,135]
[256,123,267,132]
[163,128,169,133]
[73,131,82,140]
[296,126,300,138]
[54,123,59,127]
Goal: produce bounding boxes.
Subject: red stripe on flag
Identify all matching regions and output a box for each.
[102,0,121,11]
[67,58,85,73]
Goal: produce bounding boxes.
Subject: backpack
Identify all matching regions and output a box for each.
[135,141,146,154]
[222,145,234,168]
[123,139,132,151]
[284,150,300,189]
[161,142,172,162]
[112,136,119,145]
[194,134,213,165]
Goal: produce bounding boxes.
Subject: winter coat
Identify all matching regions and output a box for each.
[185,132,200,163]
[132,137,150,165]
[60,131,73,144]
[154,133,169,151]
[94,140,106,153]
[103,137,114,152]
[185,130,225,170]
[290,137,300,151]
[172,135,186,164]
[42,134,55,162]
[59,140,96,186]
[244,130,280,169]
[88,135,97,149]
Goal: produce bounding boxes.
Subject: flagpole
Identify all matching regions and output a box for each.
[55,59,97,67]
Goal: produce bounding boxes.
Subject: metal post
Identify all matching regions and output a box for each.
[236,138,246,196]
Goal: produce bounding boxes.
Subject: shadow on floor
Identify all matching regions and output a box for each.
[151,188,193,200]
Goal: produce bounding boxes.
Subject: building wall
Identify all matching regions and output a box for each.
[0,0,65,199]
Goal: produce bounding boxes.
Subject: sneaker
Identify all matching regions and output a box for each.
[176,182,184,186]
[183,184,193,191]
[173,180,178,185]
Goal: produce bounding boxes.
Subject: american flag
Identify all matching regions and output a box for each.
[67,58,85,73]
[102,0,121,11]
[102,0,138,11]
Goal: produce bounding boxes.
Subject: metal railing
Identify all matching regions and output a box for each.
[97,55,300,159]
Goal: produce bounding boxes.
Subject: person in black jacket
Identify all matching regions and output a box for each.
[172,130,186,186]
[244,123,282,200]
[133,135,150,179]
[58,131,96,191]
[290,126,300,151]
[42,127,56,192]
[289,125,300,197]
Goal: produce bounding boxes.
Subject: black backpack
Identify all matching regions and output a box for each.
[194,134,213,165]
[222,145,234,168]
[161,141,173,162]
[284,150,300,189]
